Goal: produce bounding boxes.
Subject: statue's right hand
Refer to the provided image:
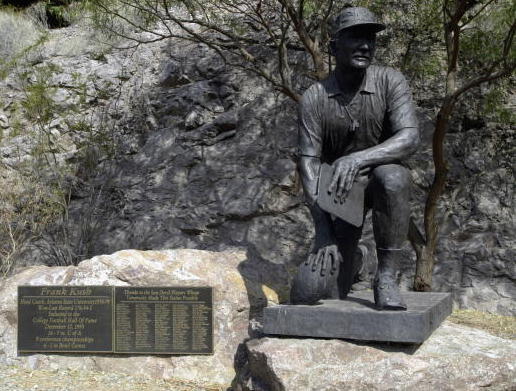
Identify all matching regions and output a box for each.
[305,244,340,277]
[328,155,363,202]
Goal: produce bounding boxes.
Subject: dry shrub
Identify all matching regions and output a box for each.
[0,9,43,61]
[24,2,49,29]
[448,309,516,340]
[0,166,63,275]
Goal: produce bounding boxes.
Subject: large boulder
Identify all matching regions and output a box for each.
[0,249,279,389]
[237,322,515,390]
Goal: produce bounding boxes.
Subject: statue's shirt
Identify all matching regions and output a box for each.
[298,65,418,164]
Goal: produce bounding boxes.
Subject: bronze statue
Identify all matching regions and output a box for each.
[291,7,420,310]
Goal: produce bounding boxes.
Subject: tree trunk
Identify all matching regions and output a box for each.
[412,1,461,291]
[413,245,435,292]
[413,98,455,291]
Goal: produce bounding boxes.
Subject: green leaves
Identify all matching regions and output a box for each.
[482,78,516,124]
[460,0,515,68]
[21,65,59,124]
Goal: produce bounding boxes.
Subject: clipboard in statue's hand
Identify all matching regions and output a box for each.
[316,163,367,227]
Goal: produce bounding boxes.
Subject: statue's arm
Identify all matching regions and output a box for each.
[298,88,336,245]
[328,128,419,201]
[298,86,323,206]
[351,69,421,166]
[346,126,419,168]
[299,156,334,243]
[298,155,319,206]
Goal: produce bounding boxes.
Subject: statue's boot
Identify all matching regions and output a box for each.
[373,248,407,310]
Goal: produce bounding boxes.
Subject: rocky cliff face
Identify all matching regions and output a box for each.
[0,21,514,314]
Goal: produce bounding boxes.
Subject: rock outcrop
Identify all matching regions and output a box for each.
[0,249,279,388]
[0,17,513,315]
[237,322,516,390]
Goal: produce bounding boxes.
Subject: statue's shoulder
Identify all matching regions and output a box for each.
[303,79,326,95]
[365,65,411,97]
[301,74,337,102]
[369,65,408,85]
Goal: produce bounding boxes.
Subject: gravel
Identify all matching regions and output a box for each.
[0,365,225,391]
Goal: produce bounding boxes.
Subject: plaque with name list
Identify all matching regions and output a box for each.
[114,287,213,354]
[17,286,213,355]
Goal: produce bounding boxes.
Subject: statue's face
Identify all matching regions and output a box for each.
[333,25,376,70]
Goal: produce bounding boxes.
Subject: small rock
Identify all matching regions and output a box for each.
[195,55,225,78]
[0,114,8,129]
[184,110,204,130]
[49,119,62,131]
[159,61,191,87]
[214,110,238,131]
[3,100,13,111]
[211,105,225,113]
[146,114,158,130]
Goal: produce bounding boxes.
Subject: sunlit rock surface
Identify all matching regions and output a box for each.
[0,249,279,388]
[238,322,516,390]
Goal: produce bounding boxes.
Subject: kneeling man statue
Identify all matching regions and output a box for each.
[291,7,420,310]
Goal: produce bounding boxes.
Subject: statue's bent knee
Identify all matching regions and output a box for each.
[371,164,410,196]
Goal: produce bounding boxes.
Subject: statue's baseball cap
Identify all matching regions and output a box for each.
[331,7,386,37]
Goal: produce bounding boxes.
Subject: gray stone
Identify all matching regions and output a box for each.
[184,110,205,129]
[0,113,8,128]
[263,292,452,343]
[0,249,280,389]
[159,60,192,87]
[239,322,516,391]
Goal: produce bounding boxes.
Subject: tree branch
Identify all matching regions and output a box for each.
[453,65,516,98]
[459,0,497,29]
[454,17,515,98]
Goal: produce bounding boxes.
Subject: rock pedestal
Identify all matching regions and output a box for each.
[0,249,278,389]
[239,322,516,390]
[263,291,452,343]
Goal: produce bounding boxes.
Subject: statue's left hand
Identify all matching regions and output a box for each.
[290,244,341,304]
[307,244,340,277]
[328,155,363,202]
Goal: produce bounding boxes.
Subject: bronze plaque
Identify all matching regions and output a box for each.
[18,286,213,354]
[114,287,213,354]
[18,286,113,353]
